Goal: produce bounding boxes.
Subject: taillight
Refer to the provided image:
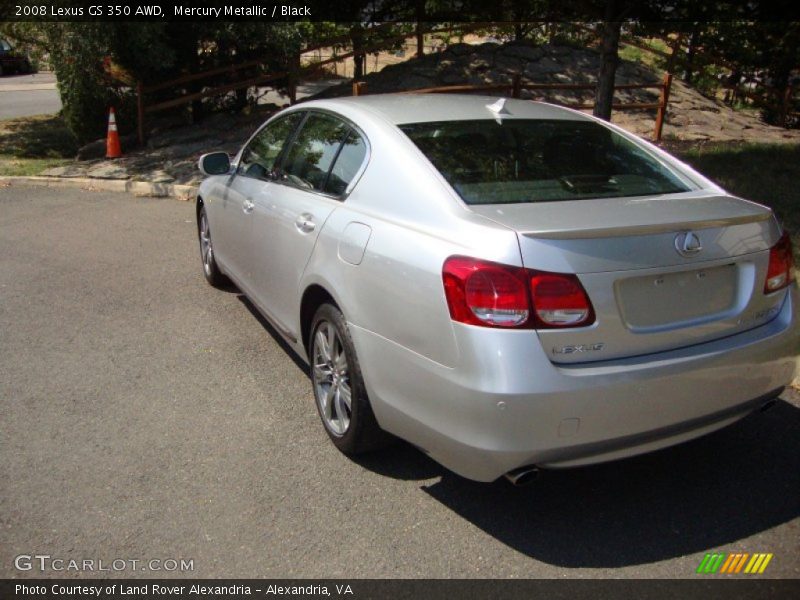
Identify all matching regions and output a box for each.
[442,256,595,329]
[443,257,530,327]
[529,271,594,328]
[764,232,795,294]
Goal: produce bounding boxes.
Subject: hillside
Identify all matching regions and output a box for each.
[313,41,800,144]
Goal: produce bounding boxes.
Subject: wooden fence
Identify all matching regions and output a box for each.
[133,22,492,145]
[353,72,675,142]
[132,24,676,144]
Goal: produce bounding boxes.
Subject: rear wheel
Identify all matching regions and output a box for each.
[197,205,228,287]
[310,303,391,454]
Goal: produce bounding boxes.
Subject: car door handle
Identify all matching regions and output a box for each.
[295,213,316,233]
[243,199,255,213]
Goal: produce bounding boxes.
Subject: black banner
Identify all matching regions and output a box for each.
[2,580,800,600]
[2,0,800,23]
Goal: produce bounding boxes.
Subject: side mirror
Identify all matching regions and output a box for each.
[198,152,231,176]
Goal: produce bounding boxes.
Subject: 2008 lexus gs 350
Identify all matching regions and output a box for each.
[196,94,798,484]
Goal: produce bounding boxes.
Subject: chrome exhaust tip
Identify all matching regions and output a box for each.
[759,399,778,413]
[504,466,540,487]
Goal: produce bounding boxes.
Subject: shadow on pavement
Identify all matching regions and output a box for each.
[235,289,798,566]
[236,294,309,377]
[415,399,800,567]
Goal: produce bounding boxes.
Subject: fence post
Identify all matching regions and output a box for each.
[512,74,521,99]
[352,81,366,96]
[653,71,673,142]
[136,82,145,146]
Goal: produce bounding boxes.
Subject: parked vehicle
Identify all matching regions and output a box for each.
[0,39,32,75]
[196,94,798,484]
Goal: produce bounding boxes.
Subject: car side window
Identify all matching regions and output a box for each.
[278,113,350,193]
[325,130,367,196]
[239,112,303,181]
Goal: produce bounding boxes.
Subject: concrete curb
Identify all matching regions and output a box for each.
[0,175,198,201]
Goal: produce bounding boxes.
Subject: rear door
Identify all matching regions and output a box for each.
[245,112,369,337]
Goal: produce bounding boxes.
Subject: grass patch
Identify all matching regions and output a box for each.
[0,114,78,176]
[676,142,800,262]
[0,155,72,176]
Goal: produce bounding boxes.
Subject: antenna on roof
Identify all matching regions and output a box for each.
[486,98,510,123]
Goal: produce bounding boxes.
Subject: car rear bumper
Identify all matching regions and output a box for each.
[351,285,799,482]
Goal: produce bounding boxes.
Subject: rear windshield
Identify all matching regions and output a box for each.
[399,119,692,204]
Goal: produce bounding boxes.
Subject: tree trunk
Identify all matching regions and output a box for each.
[416,0,425,57]
[593,20,622,121]
[351,25,364,79]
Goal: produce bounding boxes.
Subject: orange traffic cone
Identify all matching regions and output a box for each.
[105,107,122,158]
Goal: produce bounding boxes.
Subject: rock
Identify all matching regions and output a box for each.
[528,56,563,75]
[76,139,106,161]
[440,68,470,84]
[468,56,492,71]
[493,54,524,73]
[396,75,437,90]
[444,43,473,56]
[41,164,88,178]
[501,43,544,62]
[148,128,215,150]
[147,170,175,183]
[86,162,130,179]
[161,140,223,160]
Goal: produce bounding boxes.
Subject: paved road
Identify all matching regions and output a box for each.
[1,185,798,579]
[0,74,334,121]
[0,73,61,119]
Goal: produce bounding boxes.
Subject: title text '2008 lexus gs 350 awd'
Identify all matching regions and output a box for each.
[196,94,798,484]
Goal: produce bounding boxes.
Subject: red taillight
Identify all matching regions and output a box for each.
[443,257,530,327]
[529,271,594,328]
[764,232,795,294]
[442,256,595,329]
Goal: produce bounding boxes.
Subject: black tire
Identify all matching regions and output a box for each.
[197,205,228,288]
[309,303,392,454]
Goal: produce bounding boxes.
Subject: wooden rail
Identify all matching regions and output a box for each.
[355,71,675,141]
[132,22,496,144]
[133,22,679,145]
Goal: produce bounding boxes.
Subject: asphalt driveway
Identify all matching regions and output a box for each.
[1,184,798,578]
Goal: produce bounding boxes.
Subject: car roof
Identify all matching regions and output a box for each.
[301,94,591,126]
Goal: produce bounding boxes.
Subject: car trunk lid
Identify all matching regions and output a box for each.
[470,192,786,363]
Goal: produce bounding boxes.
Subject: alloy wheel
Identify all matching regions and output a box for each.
[312,321,352,436]
[199,211,213,277]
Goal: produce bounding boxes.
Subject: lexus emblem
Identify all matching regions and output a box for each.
[675,231,703,257]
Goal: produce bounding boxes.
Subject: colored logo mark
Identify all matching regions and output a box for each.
[696,553,773,574]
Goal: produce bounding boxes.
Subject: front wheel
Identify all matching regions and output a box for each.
[310,304,391,454]
[197,205,228,287]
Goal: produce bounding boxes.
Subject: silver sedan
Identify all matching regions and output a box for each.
[196,94,799,484]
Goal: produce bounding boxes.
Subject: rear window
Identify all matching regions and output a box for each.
[399,119,692,204]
